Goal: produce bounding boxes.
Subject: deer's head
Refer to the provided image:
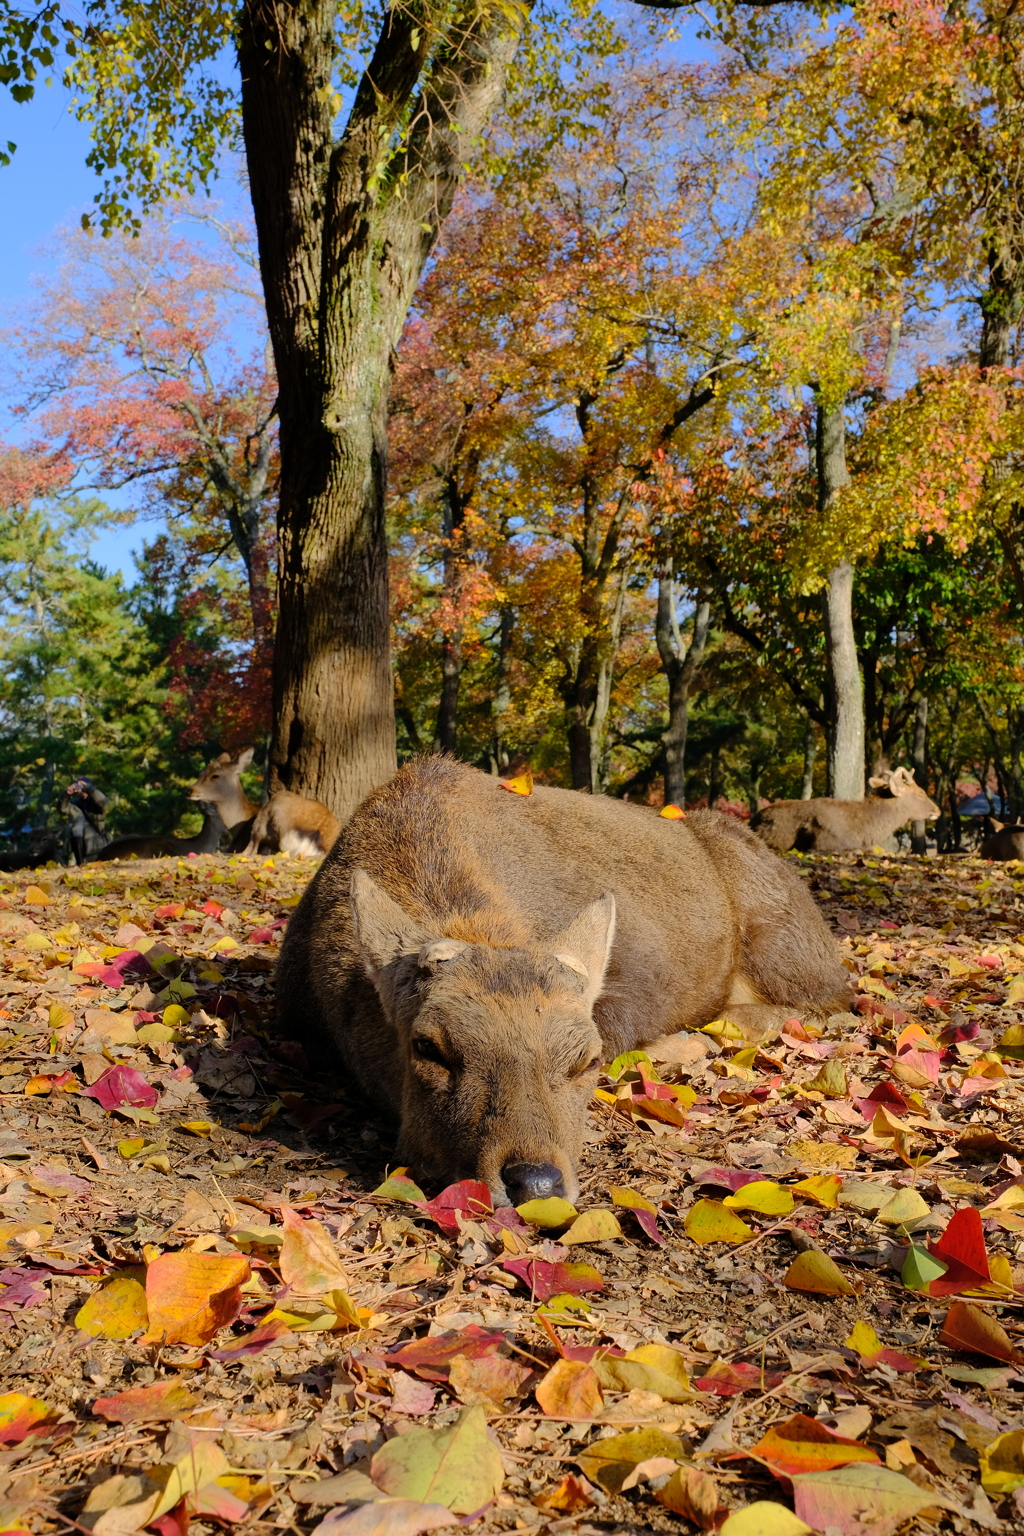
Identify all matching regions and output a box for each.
[868,766,940,818]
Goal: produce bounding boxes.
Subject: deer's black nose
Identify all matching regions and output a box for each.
[502,1162,565,1205]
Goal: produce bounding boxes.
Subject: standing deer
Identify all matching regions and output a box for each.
[276,757,849,1205]
[189,747,340,857]
[94,802,227,861]
[751,766,940,853]
[979,819,1024,861]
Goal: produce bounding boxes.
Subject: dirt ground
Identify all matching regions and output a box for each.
[0,844,1022,1536]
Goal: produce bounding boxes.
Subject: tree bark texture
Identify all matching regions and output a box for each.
[911,693,928,854]
[238,0,526,820]
[655,559,710,807]
[817,398,864,801]
[800,714,818,799]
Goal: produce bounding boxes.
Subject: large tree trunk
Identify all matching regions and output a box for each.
[237,0,525,820]
[655,558,710,807]
[817,398,864,801]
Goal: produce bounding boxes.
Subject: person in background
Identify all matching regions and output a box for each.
[60,778,110,864]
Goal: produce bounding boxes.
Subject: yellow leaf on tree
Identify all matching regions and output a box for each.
[76,1275,149,1340]
[561,1209,623,1245]
[684,1199,754,1245]
[782,1250,855,1296]
[724,1180,795,1216]
[793,1174,843,1208]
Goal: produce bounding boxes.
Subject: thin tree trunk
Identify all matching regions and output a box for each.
[910,693,928,854]
[489,604,514,776]
[238,0,525,820]
[801,715,818,799]
[436,474,470,755]
[589,562,631,793]
[655,557,710,807]
[708,744,723,811]
[817,397,864,801]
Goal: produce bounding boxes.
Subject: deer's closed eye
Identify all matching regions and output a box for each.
[412,1036,450,1068]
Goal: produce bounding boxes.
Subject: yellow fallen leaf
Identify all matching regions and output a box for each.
[76,1275,149,1340]
[180,1121,214,1136]
[209,935,239,955]
[804,1061,849,1098]
[593,1343,692,1401]
[561,1209,623,1245]
[792,1174,843,1208]
[723,1180,794,1216]
[875,1188,929,1226]
[684,1199,753,1245]
[782,1250,855,1296]
[517,1197,577,1228]
[720,1503,811,1536]
[117,1138,147,1159]
[499,770,533,796]
[23,885,51,906]
[980,1428,1024,1496]
[788,1140,858,1170]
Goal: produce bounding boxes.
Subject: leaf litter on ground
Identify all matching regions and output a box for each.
[0,846,1023,1533]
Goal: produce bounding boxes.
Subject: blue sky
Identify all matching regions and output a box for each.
[0,82,150,578]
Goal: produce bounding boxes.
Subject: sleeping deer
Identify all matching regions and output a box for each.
[94,802,227,861]
[751,766,940,854]
[189,747,340,858]
[979,819,1024,861]
[276,757,849,1206]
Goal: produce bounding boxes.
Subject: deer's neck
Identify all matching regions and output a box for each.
[215,783,259,828]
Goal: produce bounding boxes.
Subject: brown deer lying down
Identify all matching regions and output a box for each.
[276,758,848,1206]
[189,747,340,857]
[751,766,940,853]
[979,819,1024,860]
[93,802,227,861]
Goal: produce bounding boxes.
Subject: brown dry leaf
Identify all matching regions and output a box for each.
[447,1351,532,1409]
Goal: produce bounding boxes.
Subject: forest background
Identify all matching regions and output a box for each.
[1,0,1023,850]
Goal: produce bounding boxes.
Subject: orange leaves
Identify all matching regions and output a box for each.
[660,804,686,819]
[142,1251,249,1347]
[93,1378,201,1425]
[535,1359,603,1418]
[939,1301,1022,1365]
[498,770,533,797]
[746,1414,880,1476]
[0,1393,60,1444]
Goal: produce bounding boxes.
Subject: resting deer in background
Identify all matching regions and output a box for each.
[189,747,340,857]
[979,819,1024,861]
[751,766,940,854]
[276,757,849,1206]
[94,802,227,861]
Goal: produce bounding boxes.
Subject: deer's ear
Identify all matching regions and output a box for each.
[350,869,434,981]
[552,893,616,1008]
[868,775,889,789]
[235,747,255,771]
[216,752,233,765]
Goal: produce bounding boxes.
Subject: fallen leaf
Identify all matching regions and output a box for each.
[279,1205,349,1295]
[939,1300,1022,1364]
[577,1428,685,1494]
[81,1064,159,1111]
[387,1326,505,1383]
[448,1352,532,1410]
[369,1403,503,1513]
[593,1342,692,1401]
[499,770,533,796]
[719,1504,811,1536]
[656,1466,722,1529]
[560,1208,623,1244]
[311,1502,458,1536]
[901,1243,948,1291]
[501,1256,604,1302]
[92,1378,201,1424]
[843,1321,922,1373]
[746,1414,880,1475]
[660,804,686,818]
[372,1173,427,1202]
[210,1319,292,1362]
[532,1473,597,1513]
[723,1180,794,1216]
[979,1428,1024,1496]
[792,1175,842,1208]
[516,1196,577,1228]
[0,1392,59,1444]
[609,1185,664,1243]
[684,1199,754,1245]
[926,1205,992,1295]
[23,885,50,906]
[790,1463,953,1536]
[416,1181,493,1235]
[782,1250,855,1296]
[535,1359,603,1418]
[875,1188,930,1227]
[76,1275,148,1340]
[143,1250,249,1346]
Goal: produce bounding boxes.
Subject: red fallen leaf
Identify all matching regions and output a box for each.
[695,1360,787,1396]
[501,1257,605,1303]
[202,899,225,918]
[743,1414,881,1475]
[414,1179,493,1234]
[937,1019,979,1045]
[211,1319,291,1363]
[155,903,185,920]
[631,1095,688,1127]
[81,1064,159,1110]
[485,1206,531,1237]
[853,1082,909,1120]
[385,1325,506,1382]
[898,1048,940,1085]
[247,927,275,943]
[0,1393,60,1444]
[939,1300,1022,1364]
[151,1508,189,1536]
[927,1206,991,1296]
[559,1341,626,1362]
[93,1377,201,1424]
[72,961,126,987]
[695,1168,766,1193]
